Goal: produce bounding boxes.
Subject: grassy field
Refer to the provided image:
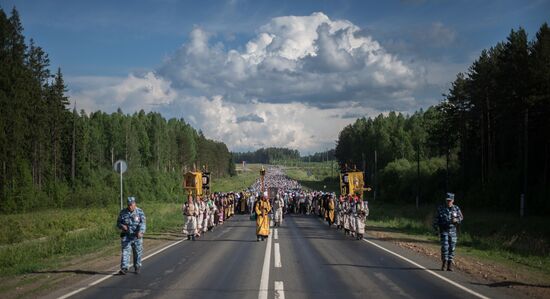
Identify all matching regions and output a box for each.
[367,201,550,276]
[0,202,183,276]
[283,162,339,192]
[284,161,550,279]
[5,162,547,283]
[0,164,257,277]
[212,163,262,192]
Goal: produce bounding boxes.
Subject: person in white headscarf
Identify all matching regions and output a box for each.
[273,194,284,227]
[182,195,198,241]
[355,198,369,240]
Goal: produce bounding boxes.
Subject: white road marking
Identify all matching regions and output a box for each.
[258,229,273,299]
[362,238,490,299]
[57,239,185,299]
[274,281,285,299]
[274,228,279,240]
[274,243,282,268]
[314,217,490,299]
[57,287,86,299]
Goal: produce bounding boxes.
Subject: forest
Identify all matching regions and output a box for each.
[0,7,235,213]
[2,6,549,215]
[232,147,301,164]
[335,24,550,214]
[301,149,336,163]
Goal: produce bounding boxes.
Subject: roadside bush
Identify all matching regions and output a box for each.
[379,157,452,203]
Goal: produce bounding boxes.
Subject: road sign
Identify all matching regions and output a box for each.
[113,160,127,210]
[114,160,127,174]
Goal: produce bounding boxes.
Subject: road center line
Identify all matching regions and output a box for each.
[274,281,285,299]
[362,238,490,299]
[58,238,185,299]
[274,243,282,268]
[258,229,273,299]
[274,228,278,240]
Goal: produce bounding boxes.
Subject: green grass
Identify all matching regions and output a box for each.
[367,201,550,277]
[0,164,259,277]
[284,161,550,279]
[212,163,262,192]
[0,202,182,276]
[283,163,339,192]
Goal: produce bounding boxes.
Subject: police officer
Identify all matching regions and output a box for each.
[433,193,463,271]
[117,196,146,274]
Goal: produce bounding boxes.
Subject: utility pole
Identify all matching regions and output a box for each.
[374,149,377,201]
[446,148,450,192]
[521,108,528,217]
[416,143,420,209]
[71,102,76,186]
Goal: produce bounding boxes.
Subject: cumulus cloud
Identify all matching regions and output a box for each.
[158,12,419,110]
[68,72,176,113]
[69,12,431,153]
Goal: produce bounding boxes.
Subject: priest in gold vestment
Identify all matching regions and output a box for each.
[255,192,271,241]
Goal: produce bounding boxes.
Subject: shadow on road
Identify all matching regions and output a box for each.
[32,269,112,275]
[196,239,258,243]
[471,281,550,289]
[144,236,182,241]
[369,236,435,245]
[224,224,255,228]
[323,263,440,271]
[144,232,183,241]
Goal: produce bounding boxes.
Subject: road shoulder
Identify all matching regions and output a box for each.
[0,231,183,299]
[366,226,550,299]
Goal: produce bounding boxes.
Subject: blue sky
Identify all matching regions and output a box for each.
[2,0,549,153]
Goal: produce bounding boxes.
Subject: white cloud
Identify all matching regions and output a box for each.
[69,12,433,153]
[68,72,176,113]
[158,12,419,109]
[427,22,456,47]
[169,96,383,153]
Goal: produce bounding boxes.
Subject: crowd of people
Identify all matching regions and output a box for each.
[118,166,463,275]
[181,166,370,241]
[181,191,247,240]
[275,191,369,240]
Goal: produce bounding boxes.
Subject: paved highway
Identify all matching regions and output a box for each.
[54,214,512,299]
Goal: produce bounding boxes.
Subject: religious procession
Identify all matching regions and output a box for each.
[180,166,371,242]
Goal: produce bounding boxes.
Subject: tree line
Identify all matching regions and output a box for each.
[232,147,301,164]
[335,24,550,214]
[0,7,235,213]
[233,148,336,164]
[301,149,336,163]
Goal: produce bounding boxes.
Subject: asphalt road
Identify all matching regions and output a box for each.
[56,214,513,299]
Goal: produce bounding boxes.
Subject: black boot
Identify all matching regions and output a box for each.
[447,260,453,271]
[441,261,446,271]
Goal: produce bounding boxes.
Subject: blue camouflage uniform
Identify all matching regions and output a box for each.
[432,197,463,264]
[117,199,146,271]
